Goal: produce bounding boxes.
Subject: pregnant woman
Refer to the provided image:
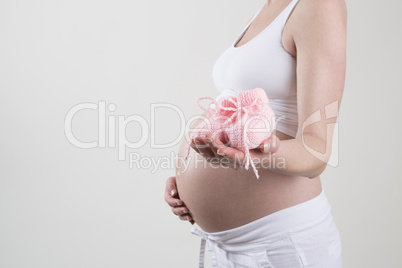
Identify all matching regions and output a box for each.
[165,0,347,267]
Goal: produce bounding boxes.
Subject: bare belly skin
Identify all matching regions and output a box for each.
[175,120,323,233]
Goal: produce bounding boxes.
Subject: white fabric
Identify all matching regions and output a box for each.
[212,0,300,138]
[191,188,343,268]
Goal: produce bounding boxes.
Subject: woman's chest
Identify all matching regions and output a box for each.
[212,41,297,100]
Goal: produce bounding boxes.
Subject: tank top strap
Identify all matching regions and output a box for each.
[232,7,264,47]
[234,0,300,47]
[276,0,301,31]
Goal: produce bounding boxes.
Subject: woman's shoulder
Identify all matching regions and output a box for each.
[294,0,347,21]
[290,0,347,42]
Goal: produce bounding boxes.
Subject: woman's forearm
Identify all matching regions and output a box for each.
[257,134,331,178]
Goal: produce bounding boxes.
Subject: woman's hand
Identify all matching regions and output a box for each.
[164,176,194,225]
[189,133,280,169]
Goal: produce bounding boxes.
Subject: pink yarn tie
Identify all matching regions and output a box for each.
[211,97,263,177]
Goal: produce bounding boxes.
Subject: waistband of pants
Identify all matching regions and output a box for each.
[191,188,332,267]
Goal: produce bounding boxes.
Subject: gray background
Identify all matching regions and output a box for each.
[0,0,401,267]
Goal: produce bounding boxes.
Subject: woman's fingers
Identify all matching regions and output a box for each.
[215,134,280,167]
[165,176,195,225]
[206,134,240,169]
[191,133,251,169]
[189,139,201,154]
[215,146,247,167]
[172,206,190,216]
[179,214,194,222]
[193,136,216,161]
[259,134,280,153]
[173,206,194,223]
[188,133,280,170]
[205,133,226,157]
[164,177,183,207]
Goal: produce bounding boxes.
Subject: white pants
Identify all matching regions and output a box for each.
[191,188,342,268]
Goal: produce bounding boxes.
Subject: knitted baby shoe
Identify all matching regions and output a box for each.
[183,88,276,179]
[223,88,276,178]
[183,95,237,161]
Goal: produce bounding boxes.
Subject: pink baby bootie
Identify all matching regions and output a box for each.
[184,88,276,179]
[184,96,236,159]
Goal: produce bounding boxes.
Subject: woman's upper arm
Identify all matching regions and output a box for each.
[292,0,347,149]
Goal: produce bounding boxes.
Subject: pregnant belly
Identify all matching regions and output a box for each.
[175,134,322,233]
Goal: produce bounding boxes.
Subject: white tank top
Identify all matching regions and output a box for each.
[212,0,300,138]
